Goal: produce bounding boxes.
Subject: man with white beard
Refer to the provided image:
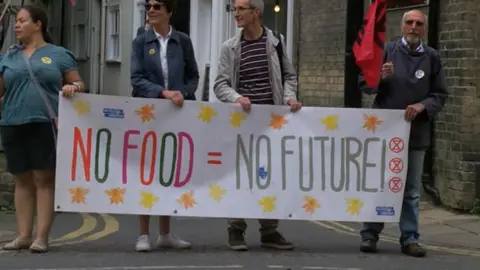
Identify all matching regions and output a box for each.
[358,9,448,258]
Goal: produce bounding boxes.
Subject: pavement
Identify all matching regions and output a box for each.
[0,204,479,270]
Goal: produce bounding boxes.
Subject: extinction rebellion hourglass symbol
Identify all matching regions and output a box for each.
[388,137,404,193]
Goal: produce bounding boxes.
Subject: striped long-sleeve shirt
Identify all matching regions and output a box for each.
[237,31,274,105]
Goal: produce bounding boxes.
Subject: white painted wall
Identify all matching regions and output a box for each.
[190,0,212,101]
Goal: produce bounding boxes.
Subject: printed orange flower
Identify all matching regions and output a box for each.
[135,104,155,123]
[105,188,126,205]
[177,191,196,210]
[363,114,383,133]
[269,113,288,130]
[302,196,320,214]
[68,187,89,204]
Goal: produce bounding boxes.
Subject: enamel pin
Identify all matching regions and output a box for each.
[415,69,425,79]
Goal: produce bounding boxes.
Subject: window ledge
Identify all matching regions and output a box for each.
[105,59,122,64]
[387,4,429,11]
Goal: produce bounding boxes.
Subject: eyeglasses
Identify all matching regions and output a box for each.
[145,3,165,11]
[228,6,255,13]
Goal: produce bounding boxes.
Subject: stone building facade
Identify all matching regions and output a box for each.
[296,0,480,210]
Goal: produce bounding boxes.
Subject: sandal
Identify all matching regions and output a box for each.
[29,240,49,253]
[2,237,32,251]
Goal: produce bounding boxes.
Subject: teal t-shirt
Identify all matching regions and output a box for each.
[0,44,77,125]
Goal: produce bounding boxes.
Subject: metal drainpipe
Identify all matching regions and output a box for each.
[294,0,300,100]
[422,0,442,205]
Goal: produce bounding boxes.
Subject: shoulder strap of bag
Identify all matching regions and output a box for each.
[272,31,285,86]
[21,52,58,141]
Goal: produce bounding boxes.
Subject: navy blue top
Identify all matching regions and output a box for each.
[359,39,449,149]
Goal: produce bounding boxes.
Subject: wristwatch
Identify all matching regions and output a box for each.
[71,82,81,91]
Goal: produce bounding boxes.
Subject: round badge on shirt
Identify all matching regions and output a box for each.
[415,70,425,79]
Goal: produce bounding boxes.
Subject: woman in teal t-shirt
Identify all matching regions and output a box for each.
[0,6,85,253]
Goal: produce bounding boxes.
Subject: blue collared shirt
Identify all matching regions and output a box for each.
[401,36,424,52]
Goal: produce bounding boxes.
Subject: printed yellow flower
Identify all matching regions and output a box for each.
[135,104,155,123]
[345,198,364,216]
[197,104,217,123]
[363,114,383,133]
[139,191,159,210]
[258,196,277,213]
[41,56,52,64]
[177,191,196,210]
[73,100,91,116]
[69,187,89,204]
[302,196,320,214]
[320,114,339,131]
[229,111,246,128]
[209,184,226,202]
[105,188,126,205]
[269,113,288,130]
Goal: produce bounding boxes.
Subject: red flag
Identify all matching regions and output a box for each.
[69,0,77,6]
[353,0,387,88]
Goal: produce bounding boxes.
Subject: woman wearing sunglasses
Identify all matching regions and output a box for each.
[130,0,199,252]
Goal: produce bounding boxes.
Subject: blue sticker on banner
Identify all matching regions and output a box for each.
[103,108,124,119]
[376,206,395,216]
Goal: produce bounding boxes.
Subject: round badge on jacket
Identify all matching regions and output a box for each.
[415,70,425,79]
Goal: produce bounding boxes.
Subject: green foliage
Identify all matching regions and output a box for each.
[470,199,480,216]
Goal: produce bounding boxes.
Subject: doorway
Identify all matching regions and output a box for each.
[262,0,288,36]
[171,0,191,35]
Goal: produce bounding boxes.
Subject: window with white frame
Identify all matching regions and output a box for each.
[106,3,121,62]
[69,0,89,60]
[133,0,146,38]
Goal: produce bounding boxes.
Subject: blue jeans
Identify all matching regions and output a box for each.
[360,149,425,246]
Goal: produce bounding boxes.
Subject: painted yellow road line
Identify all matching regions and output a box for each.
[52,214,119,247]
[0,214,118,253]
[325,221,356,233]
[311,221,480,257]
[50,213,97,243]
[83,214,119,241]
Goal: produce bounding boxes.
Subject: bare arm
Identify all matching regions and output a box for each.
[63,69,85,92]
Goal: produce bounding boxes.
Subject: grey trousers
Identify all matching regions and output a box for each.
[228,219,278,234]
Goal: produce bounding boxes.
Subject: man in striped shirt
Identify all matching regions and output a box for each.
[214,0,301,252]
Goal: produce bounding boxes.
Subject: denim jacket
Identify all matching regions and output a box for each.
[131,27,199,100]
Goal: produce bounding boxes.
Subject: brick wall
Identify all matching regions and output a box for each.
[435,0,480,210]
[297,0,345,107]
[296,1,479,210]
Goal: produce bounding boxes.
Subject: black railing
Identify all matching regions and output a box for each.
[202,64,210,102]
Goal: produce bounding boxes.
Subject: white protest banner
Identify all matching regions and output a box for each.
[55,93,410,222]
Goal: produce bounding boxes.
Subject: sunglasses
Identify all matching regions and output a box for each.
[145,3,164,11]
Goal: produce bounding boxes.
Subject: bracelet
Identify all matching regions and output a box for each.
[71,82,81,91]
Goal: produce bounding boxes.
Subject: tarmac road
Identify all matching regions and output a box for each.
[1,213,480,270]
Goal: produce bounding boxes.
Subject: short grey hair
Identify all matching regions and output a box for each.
[249,0,264,15]
[402,10,427,23]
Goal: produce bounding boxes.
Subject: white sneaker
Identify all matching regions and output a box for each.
[156,233,192,249]
[135,235,152,252]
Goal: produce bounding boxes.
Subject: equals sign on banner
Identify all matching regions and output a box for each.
[207,152,222,165]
